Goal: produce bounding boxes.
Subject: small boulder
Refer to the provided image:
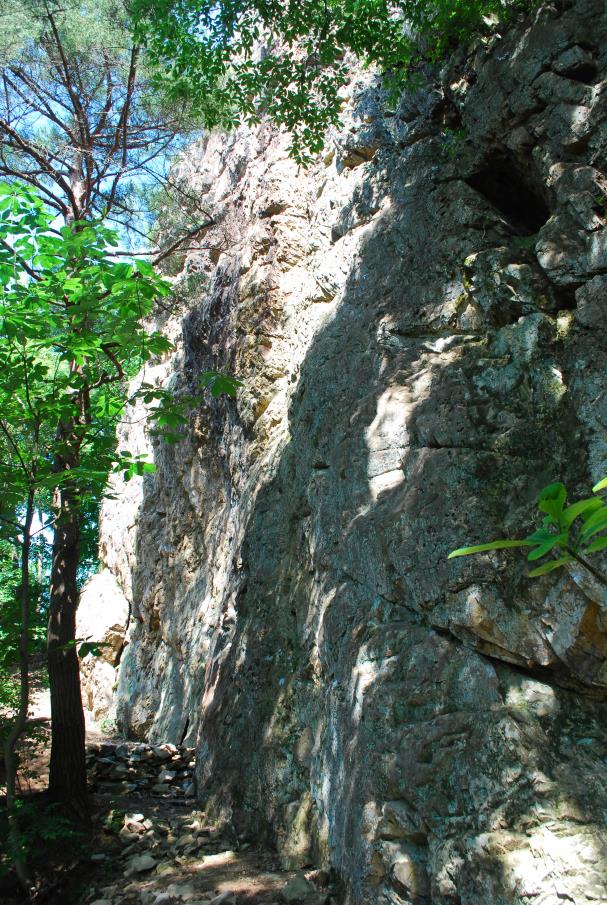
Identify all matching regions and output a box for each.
[125,853,157,875]
[155,861,176,876]
[281,874,320,904]
[176,833,196,849]
[207,892,234,905]
[166,882,197,900]
[126,812,145,823]
[152,746,173,761]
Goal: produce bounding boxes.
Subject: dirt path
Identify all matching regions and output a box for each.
[81,793,303,905]
[14,684,117,795]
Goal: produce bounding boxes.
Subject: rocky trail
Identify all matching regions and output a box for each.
[79,739,334,905]
[3,691,334,905]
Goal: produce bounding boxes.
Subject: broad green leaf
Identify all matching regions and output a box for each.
[448,539,534,559]
[593,476,607,493]
[537,482,567,519]
[580,508,607,540]
[199,370,244,398]
[77,640,112,658]
[134,461,156,476]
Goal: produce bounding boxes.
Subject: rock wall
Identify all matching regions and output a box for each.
[86,1,607,901]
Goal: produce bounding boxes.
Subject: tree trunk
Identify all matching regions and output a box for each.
[47,484,88,822]
[47,184,89,818]
[3,490,35,894]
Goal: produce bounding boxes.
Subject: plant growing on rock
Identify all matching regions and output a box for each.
[449,476,607,585]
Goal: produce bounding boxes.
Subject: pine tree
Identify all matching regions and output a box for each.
[0,0,208,821]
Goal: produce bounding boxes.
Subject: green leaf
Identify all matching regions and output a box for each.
[133,461,156,476]
[528,556,572,577]
[199,370,244,398]
[537,482,567,519]
[582,535,607,554]
[527,534,567,561]
[593,476,607,493]
[580,508,607,541]
[562,497,603,527]
[526,528,554,543]
[77,640,112,658]
[448,539,534,559]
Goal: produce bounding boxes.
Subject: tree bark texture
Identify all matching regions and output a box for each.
[47,485,88,822]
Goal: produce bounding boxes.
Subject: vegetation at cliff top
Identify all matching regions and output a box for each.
[133,0,534,162]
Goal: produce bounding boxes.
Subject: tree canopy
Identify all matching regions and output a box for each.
[0,0,205,240]
[132,0,529,162]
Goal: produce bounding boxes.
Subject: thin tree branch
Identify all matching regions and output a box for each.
[102,46,139,217]
[6,68,74,141]
[152,219,215,266]
[0,166,66,213]
[0,419,31,481]
[90,62,114,141]
[100,343,124,380]
[0,117,75,207]
[8,63,74,117]
[45,11,89,146]
[0,512,24,532]
[30,515,59,538]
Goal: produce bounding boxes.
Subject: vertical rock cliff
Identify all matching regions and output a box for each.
[81,1,607,901]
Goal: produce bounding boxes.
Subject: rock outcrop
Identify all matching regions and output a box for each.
[81,1,607,901]
[77,569,129,722]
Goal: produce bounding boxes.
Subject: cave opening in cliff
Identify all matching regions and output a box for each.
[466,155,551,236]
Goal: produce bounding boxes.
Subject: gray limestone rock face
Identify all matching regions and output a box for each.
[79,0,607,901]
